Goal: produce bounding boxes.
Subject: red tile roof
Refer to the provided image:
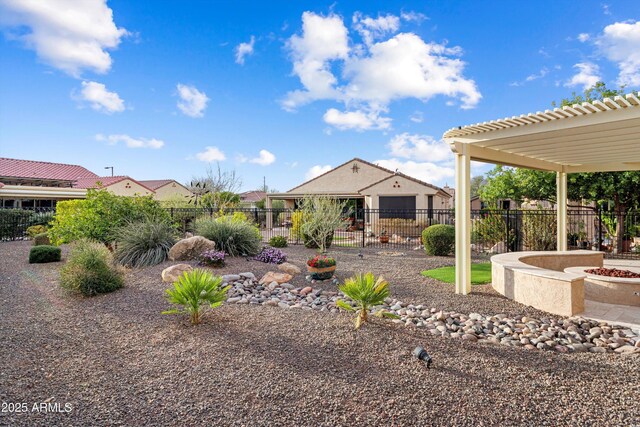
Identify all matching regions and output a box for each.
[240,190,266,202]
[0,157,97,181]
[137,179,176,190]
[73,176,155,193]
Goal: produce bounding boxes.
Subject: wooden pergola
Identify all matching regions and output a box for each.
[443,92,640,295]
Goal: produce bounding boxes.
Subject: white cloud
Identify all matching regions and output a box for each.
[0,0,128,77]
[510,67,550,87]
[235,35,255,65]
[323,108,391,131]
[77,81,124,113]
[374,158,455,184]
[400,11,427,23]
[96,134,164,149]
[343,33,479,108]
[565,62,601,89]
[250,149,276,166]
[195,146,226,162]
[409,111,423,123]
[282,12,350,111]
[597,20,640,87]
[176,84,209,118]
[577,33,590,42]
[352,12,400,46]
[282,12,481,125]
[387,133,452,162]
[305,164,332,181]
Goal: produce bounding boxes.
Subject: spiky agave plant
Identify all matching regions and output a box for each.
[336,272,399,329]
[162,269,230,325]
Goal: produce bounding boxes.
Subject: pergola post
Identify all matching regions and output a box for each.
[556,171,568,251]
[265,196,273,230]
[454,143,471,295]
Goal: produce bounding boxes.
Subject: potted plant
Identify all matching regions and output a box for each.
[379,228,389,244]
[306,254,337,280]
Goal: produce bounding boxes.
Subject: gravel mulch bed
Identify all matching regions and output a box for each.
[1,241,638,426]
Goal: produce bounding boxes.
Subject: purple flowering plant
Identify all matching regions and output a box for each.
[199,250,226,267]
[254,247,287,264]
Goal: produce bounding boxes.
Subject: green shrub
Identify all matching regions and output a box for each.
[336,273,399,329]
[269,235,288,248]
[298,196,348,252]
[195,217,262,256]
[162,269,230,325]
[0,209,33,240]
[29,211,55,227]
[29,245,61,263]
[48,189,170,245]
[59,240,124,296]
[27,225,47,238]
[422,224,455,256]
[33,233,51,246]
[113,220,176,267]
[521,208,556,251]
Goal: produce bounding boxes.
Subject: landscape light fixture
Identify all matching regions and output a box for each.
[104,166,114,177]
[413,346,432,369]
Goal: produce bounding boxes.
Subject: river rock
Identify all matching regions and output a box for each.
[259,271,293,285]
[161,264,193,283]
[278,262,301,275]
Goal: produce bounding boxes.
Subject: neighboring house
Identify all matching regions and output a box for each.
[138,179,193,201]
[0,157,190,207]
[74,176,155,197]
[266,158,451,224]
[0,158,94,207]
[239,190,266,208]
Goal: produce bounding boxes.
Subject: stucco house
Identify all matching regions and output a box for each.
[239,190,267,208]
[0,157,191,207]
[138,179,193,201]
[268,158,450,211]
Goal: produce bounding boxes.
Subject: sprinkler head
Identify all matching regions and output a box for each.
[413,346,432,369]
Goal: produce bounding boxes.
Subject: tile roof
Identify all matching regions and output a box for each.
[0,157,97,181]
[137,179,175,190]
[72,176,155,193]
[240,190,266,202]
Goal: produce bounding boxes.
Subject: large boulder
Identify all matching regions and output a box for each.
[162,264,194,283]
[259,271,293,285]
[278,262,301,276]
[168,236,216,261]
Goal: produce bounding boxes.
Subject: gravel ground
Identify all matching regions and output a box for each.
[1,241,638,427]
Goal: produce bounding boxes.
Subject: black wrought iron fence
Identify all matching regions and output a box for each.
[0,207,56,241]
[3,205,640,259]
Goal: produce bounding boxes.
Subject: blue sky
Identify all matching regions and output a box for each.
[1,1,639,192]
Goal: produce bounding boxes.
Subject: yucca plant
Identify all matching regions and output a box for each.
[113,220,176,268]
[162,269,231,325]
[336,272,399,329]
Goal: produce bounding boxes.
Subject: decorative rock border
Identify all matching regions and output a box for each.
[220,273,640,355]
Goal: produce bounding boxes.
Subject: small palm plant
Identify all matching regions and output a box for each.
[336,272,399,329]
[162,269,230,325]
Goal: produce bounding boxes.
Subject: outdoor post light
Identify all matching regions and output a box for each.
[413,346,432,369]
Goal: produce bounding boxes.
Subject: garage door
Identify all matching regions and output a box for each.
[379,196,416,219]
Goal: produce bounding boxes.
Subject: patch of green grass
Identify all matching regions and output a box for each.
[421,263,491,285]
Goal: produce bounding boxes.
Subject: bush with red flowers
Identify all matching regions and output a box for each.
[307,254,336,268]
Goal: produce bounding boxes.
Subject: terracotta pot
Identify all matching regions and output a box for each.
[379,236,389,243]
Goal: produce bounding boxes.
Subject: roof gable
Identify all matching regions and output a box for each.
[73,176,155,193]
[359,173,451,197]
[287,158,393,194]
